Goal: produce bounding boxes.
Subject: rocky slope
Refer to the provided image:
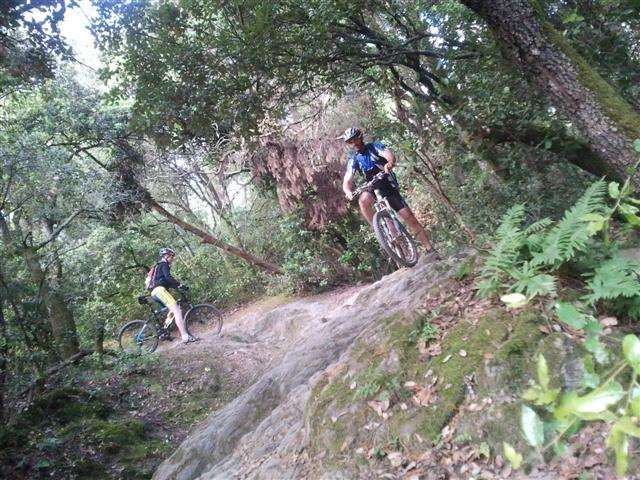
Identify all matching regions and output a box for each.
[153,252,621,480]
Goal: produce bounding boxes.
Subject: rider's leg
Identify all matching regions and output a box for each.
[168,304,189,341]
[151,286,191,341]
[397,207,433,250]
[359,192,376,225]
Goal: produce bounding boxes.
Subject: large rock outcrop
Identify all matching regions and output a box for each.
[153,252,603,479]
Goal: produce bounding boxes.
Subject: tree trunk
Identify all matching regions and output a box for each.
[0,301,7,422]
[460,0,640,183]
[23,247,80,359]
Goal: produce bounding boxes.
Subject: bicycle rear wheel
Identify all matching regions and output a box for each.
[185,304,223,338]
[118,320,159,355]
[372,210,419,267]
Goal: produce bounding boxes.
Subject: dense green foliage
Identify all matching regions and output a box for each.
[2,0,640,477]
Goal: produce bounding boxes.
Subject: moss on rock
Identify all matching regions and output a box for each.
[304,306,547,473]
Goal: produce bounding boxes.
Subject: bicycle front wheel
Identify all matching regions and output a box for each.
[118,320,159,355]
[372,210,419,268]
[185,304,223,338]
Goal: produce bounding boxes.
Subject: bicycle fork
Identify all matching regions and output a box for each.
[135,324,149,344]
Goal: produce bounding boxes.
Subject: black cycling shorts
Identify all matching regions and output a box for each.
[365,178,408,212]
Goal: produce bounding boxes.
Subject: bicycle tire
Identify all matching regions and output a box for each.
[372,209,419,268]
[118,320,159,355]
[185,304,223,338]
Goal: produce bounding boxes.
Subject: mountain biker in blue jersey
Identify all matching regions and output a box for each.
[339,127,434,253]
[149,247,199,344]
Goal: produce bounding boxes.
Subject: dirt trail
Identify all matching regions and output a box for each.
[151,253,459,480]
[158,285,365,381]
[145,252,623,480]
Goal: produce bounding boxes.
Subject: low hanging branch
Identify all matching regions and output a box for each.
[20,348,94,400]
[84,139,284,275]
[143,193,283,275]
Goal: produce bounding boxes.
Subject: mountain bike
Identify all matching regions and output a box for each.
[353,172,419,267]
[118,287,223,355]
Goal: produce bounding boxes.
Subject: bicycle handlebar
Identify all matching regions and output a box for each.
[351,172,388,199]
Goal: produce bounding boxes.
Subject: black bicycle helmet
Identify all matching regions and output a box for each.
[159,247,176,257]
[337,127,363,142]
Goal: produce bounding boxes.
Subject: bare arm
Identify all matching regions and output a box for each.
[343,169,356,199]
[378,148,395,173]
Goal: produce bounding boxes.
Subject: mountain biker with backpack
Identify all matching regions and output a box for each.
[146,247,199,344]
[339,127,435,253]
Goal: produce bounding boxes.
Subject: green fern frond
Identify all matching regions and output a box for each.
[583,254,640,304]
[524,218,553,236]
[510,261,557,299]
[523,218,553,254]
[532,180,608,268]
[477,204,527,296]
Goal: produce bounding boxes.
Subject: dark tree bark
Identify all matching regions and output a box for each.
[0,300,7,422]
[0,212,79,359]
[22,247,80,359]
[460,0,640,184]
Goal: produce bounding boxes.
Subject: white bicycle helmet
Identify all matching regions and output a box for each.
[337,127,363,142]
[159,247,176,257]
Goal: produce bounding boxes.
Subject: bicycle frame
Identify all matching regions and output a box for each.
[371,187,403,236]
[140,290,193,331]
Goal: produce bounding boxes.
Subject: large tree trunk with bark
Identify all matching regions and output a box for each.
[460,0,640,183]
[22,247,80,359]
[0,301,7,422]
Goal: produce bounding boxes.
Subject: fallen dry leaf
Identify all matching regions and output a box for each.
[599,316,618,327]
[388,451,403,468]
[367,398,390,417]
[412,386,435,407]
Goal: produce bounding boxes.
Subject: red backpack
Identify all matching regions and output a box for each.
[145,263,159,290]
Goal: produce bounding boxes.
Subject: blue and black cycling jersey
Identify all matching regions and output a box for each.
[346,141,407,211]
[347,141,388,181]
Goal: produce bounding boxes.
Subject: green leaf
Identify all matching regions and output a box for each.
[619,203,639,216]
[523,384,560,405]
[613,417,640,438]
[634,138,640,153]
[608,182,621,199]
[566,382,625,417]
[537,354,550,390]
[583,212,606,235]
[502,442,522,469]
[622,334,640,373]
[558,382,624,419]
[521,405,544,447]
[500,292,527,308]
[607,429,629,476]
[555,302,586,329]
[584,333,609,364]
[630,395,640,417]
[581,356,600,389]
